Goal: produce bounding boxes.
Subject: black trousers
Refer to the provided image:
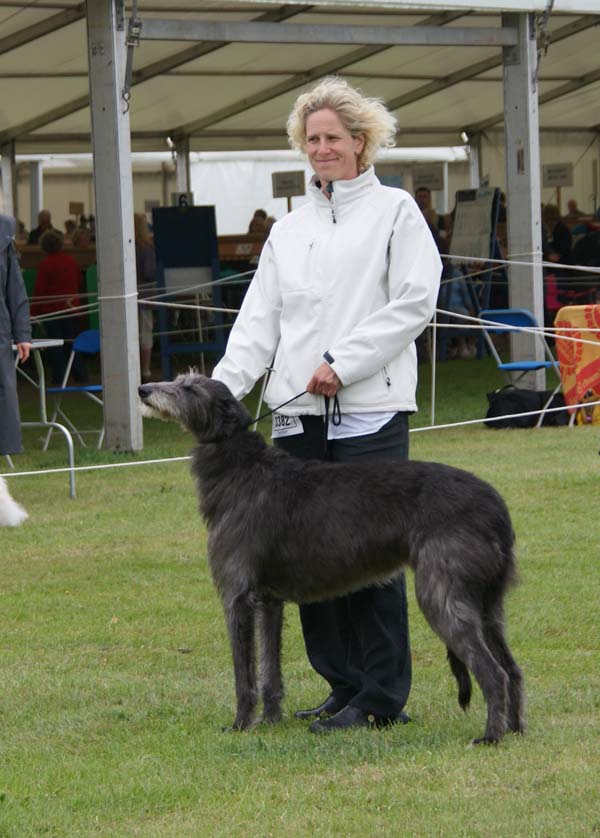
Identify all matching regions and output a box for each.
[274,412,412,717]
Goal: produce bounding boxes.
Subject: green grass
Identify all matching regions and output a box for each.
[1,358,599,837]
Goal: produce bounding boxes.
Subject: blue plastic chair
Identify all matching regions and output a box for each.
[479,309,562,427]
[43,329,104,450]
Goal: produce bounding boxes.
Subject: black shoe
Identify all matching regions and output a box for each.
[309,705,411,733]
[294,694,346,721]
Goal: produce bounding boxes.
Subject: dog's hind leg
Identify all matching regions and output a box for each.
[415,571,509,744]
[442,621,509,745]
[224,591,258,731]
[257,599,284,724]
[446,648,472,711]
[483,601,525,735]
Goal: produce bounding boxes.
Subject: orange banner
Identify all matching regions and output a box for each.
[554,305,600,423]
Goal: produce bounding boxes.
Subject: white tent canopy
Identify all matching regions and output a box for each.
[1,0,599,451]
[0,1,598,155]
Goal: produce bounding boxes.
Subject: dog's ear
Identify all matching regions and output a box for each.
[206,380,252,441]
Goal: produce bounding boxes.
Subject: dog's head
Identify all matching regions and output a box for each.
[138,372,252,442]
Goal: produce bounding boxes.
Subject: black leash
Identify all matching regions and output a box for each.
[249,390,342,452]
[323,394,342,454]
[251,390,308,425]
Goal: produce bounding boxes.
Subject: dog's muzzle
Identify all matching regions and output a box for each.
[138,384,154,403]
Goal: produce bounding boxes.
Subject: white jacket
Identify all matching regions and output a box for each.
[212,167,442,415]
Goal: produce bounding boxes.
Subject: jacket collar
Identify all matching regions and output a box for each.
[309,166,378,218]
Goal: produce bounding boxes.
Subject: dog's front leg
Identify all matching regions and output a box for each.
[224,591,257,731]
[258,599,284,724]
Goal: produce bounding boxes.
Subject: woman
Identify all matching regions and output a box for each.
[134,213,156,382]
[212,77,441,732]
[1,214,32,457]
[31,229,84,385]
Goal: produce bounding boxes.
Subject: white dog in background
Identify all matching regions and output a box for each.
[0,476,28,526]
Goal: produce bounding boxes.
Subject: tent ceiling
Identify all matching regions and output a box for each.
[0,1,599,155]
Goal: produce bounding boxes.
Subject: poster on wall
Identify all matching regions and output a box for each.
[450,187,498,261]
[412,164,444,193]
[542,163,573,189]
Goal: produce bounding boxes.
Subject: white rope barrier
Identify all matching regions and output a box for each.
[4,398,599,483]
[2,456,191,480]
[435,308,600,348]
[411,398,600,433]
[443,252,600,275]
[141,299,240,315]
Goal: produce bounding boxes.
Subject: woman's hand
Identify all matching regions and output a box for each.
[16,342,32,363]
[307,362,342,398]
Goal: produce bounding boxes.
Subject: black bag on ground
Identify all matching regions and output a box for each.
[485,386,567,428]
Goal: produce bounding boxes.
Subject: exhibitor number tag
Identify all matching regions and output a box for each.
[271,413,304,438]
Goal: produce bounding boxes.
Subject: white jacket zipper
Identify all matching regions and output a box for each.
[326,181,337,224]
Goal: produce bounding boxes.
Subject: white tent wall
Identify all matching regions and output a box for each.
[15,168,177,232]
[482,130,600,214]
[14,154,472,237]
[189,151,473,235]
[16,172,95,231]
[190,154,315,235]
[12,133,599,239]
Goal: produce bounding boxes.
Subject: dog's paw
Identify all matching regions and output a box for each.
[255,710,282,726]
[470,735,499,746]
[259,702,282,725]
[222,718,250,733]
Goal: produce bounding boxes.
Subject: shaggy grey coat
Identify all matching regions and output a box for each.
[139,373,525,745]
[0,215,31,455]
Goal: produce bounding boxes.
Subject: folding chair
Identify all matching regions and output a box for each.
[43,329,104,450]
[479,308,562,428]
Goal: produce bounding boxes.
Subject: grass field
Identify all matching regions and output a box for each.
[1,358,599,837]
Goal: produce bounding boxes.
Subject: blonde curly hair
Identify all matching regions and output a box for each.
[287,77,397,171]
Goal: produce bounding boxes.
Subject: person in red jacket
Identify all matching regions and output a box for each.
[32,229,86,384]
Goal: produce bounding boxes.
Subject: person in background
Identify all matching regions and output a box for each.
[213,77,441,733]
[72,227,91,248]
[442,268,477,359]
[565,199,584,221]
[31,229,85,385]
[497,191,507,223]
[1,215,32,458]
[27,210,55,245]
[542,203,572,265]
[64,219,77,241]
[414,185,446,237]
[16,220,29,241]
[134,213,156,382]
[248,208,267,234]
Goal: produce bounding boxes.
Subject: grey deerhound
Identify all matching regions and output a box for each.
[139,372,524,745]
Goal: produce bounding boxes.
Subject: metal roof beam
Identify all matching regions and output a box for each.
[0,2,84,56]
[174,11,465,136]
[0,94,90,143]
[139,19,517,48]
[0,70,580,83]
[385,14,600,113]
[19,123,599,147]
[0,3,309,143]
[175,45,392,137]
[538,67,600,106]
[467,66,600,133]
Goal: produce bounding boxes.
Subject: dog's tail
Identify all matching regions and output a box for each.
[0,477,28,527]
[447,648,472,711]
